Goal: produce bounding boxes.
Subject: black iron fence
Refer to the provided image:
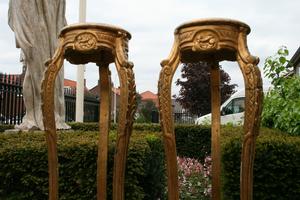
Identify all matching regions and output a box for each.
[151,110,197,124]
[173,111,197,124]
[0,74,25,125]
[0,73,195,125]
[64,88,99,122]
[0,73,100,125]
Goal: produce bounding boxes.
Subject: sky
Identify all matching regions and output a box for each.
[0,0,299,95]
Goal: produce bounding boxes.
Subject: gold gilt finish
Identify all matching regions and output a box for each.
[158,18,263,200]
[41,23,137,200]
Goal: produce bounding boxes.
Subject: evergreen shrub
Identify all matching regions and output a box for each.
[0,131,165,200]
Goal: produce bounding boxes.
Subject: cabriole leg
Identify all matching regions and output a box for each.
[237,29,263,200]
[158,40,180,200]
[41,42,64,200]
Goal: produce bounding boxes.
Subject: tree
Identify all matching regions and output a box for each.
[262,46,300,135]
[175,61,237,116]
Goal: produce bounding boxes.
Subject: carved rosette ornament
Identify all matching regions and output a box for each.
[41,23,136,200]
[158,19,262,200]
[192,30,219,51]
[74,32,98,51]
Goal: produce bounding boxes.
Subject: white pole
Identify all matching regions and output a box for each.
[75,0,86,122]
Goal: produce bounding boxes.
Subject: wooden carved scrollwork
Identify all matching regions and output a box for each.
[41,38,65,200]
[237,27,263,200]
[159,19,263,200]
[42,24,135,200]
[113,34,137,200]
[158,37,181,200]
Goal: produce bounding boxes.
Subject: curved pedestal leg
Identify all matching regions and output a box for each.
[41,40,65,200]
[97,63,111,200]
[237,29,263,200]
[210,62,221,200]
[112,36,137,200]
[158,39,180,200]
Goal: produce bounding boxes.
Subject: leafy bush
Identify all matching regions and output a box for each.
[222,128,300,199]
[0,131,165,199]
[175,125,211,161]
[262,46,300,135]
[262,77,300,135]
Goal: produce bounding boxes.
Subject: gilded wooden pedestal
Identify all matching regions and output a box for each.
[41,23,137,200]
[158,18,263,200]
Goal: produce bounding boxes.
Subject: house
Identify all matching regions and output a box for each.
[64,78,93,96]
[140,91,159,107]
[89,82,120,122]
[139,90,183,112]
[291,46,300,75]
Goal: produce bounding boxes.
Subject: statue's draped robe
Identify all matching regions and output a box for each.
[8,0,70,130]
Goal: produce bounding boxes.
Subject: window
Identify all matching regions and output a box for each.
[223,97,245,115]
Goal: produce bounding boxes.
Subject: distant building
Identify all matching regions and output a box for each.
[291,46,300,76]
[140,91,159,107]
[89,82,120,121]
[139,90,183,112]
[64,78,92,95]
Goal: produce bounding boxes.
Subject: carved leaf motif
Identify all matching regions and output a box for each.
[179,31,194,42]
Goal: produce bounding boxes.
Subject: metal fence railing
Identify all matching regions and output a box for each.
[0,74,100,125]
[173,111,197,124]
[0,73,25,125]
[151,110,197,124]
[1,73,196,125]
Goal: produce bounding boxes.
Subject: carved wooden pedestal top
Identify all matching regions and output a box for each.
[158,18,263,200]
[175,18,251,62]
[42,23,136,200]
[59,23,131,65]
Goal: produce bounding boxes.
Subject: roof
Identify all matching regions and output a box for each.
[64,79,77,88]
[0,73,23,85]
[63,78,92,96]
[140,91,159,107]
[290,46,300,67]
[89,84,121,97]
[140,91,158,100]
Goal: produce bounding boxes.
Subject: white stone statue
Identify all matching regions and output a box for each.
[8,0,70,130]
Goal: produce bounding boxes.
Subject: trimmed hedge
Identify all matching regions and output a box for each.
[0,131,165,199]
[2,123,299,199]
[174,125,211,161]
[67,122,162,132]
[67,123,211,161]
[222,127,300,199]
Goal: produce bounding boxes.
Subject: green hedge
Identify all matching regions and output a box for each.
[0,124,14,132]
[67,122,162,132]
[2,123,299,199]
[222,127,300,199]
[174,125,211,161]
[67,123,211,161]
[0,131,165,200]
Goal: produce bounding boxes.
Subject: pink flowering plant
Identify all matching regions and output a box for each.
[177,156,212,199]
